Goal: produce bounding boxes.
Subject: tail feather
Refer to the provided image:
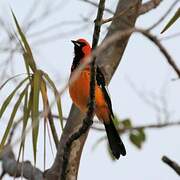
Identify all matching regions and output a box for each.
[104,119,126,159]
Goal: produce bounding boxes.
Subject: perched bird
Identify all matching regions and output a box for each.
[69,38,126,159]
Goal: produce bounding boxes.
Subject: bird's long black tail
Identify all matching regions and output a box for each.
[104,118,126,159]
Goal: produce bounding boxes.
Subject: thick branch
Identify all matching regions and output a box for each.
[45,1,105,180]
[0,145,43,180]
[45,1,141,180]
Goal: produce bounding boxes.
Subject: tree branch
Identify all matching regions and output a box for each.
[139,29,180,78]
[139,0,162,15]
[45,0,142,180]
[162,156,180,176]
[0,145,43,180]
[95,27,180,79]
[79,0,113,14]
[101,0,164,25]
[148,0,179,30]
[80,0,163,16]
[91,121,180,133]
[60,0,105,179]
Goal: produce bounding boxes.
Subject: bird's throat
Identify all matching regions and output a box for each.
[71,50,84,72]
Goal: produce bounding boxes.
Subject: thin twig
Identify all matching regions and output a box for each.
[148,0,179,30]
[91,121,180,133]
[160,32,180,41]
[100,1,140,25]
[79,0,113,14]
[139,29,180,77]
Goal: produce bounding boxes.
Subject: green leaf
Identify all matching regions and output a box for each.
[0,77,28,118]
[161,8,180,33]
[31,70,42,164]
[122,118,132,128]
[39,79,48,115]
[129,129,146,149]
[129,133,142,149]
[11,10,37,72]
[43,119,46,170]
[112,115,120,127]
[23,53,31,80]
[23,88,32,133]
[43,72,63,130]
[18,88,32,157]
[0,85,28,150]
[138,128,146,142]
[56,93,63,130]
[17,89,28,160]
[39,78,59,148]
[0,73,26,90]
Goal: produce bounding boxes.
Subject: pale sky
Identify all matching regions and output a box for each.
[0,0,180,179]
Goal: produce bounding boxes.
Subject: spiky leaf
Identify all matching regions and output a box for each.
[31,70,42,163]
[18,88,32,157]
[0,85,28,150]
[0,77,28,118]
[161,8,180,33]
[43,72,63,130]
[11,10,36,72]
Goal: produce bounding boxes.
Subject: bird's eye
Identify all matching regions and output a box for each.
[75,42,81,47]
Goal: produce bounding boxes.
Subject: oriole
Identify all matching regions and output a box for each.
[69,38,126,159]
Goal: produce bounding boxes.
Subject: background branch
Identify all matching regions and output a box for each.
[0,145,43,180]
[162,156,180,176]
[92,121,180,133]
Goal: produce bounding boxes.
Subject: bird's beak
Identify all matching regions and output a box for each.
[71,40,81,47]
[71,40,77,45]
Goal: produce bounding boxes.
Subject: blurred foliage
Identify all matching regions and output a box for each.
[0,11,63,164]
[119,118,146,149]
[129,128,146,149]
[161,7,180,33]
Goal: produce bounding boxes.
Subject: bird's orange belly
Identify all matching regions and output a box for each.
[69,71,90,112]
[69,70,110,123]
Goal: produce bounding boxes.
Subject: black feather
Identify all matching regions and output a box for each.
[104,119,126,159]
[71,42,85,72]
[96,67,114,117]
[96,67,126,159]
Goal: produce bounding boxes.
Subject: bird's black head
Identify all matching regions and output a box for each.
[71,39,91,71]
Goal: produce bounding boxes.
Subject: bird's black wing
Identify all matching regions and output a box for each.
[96,67,126,158]
[96,66,114,118]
